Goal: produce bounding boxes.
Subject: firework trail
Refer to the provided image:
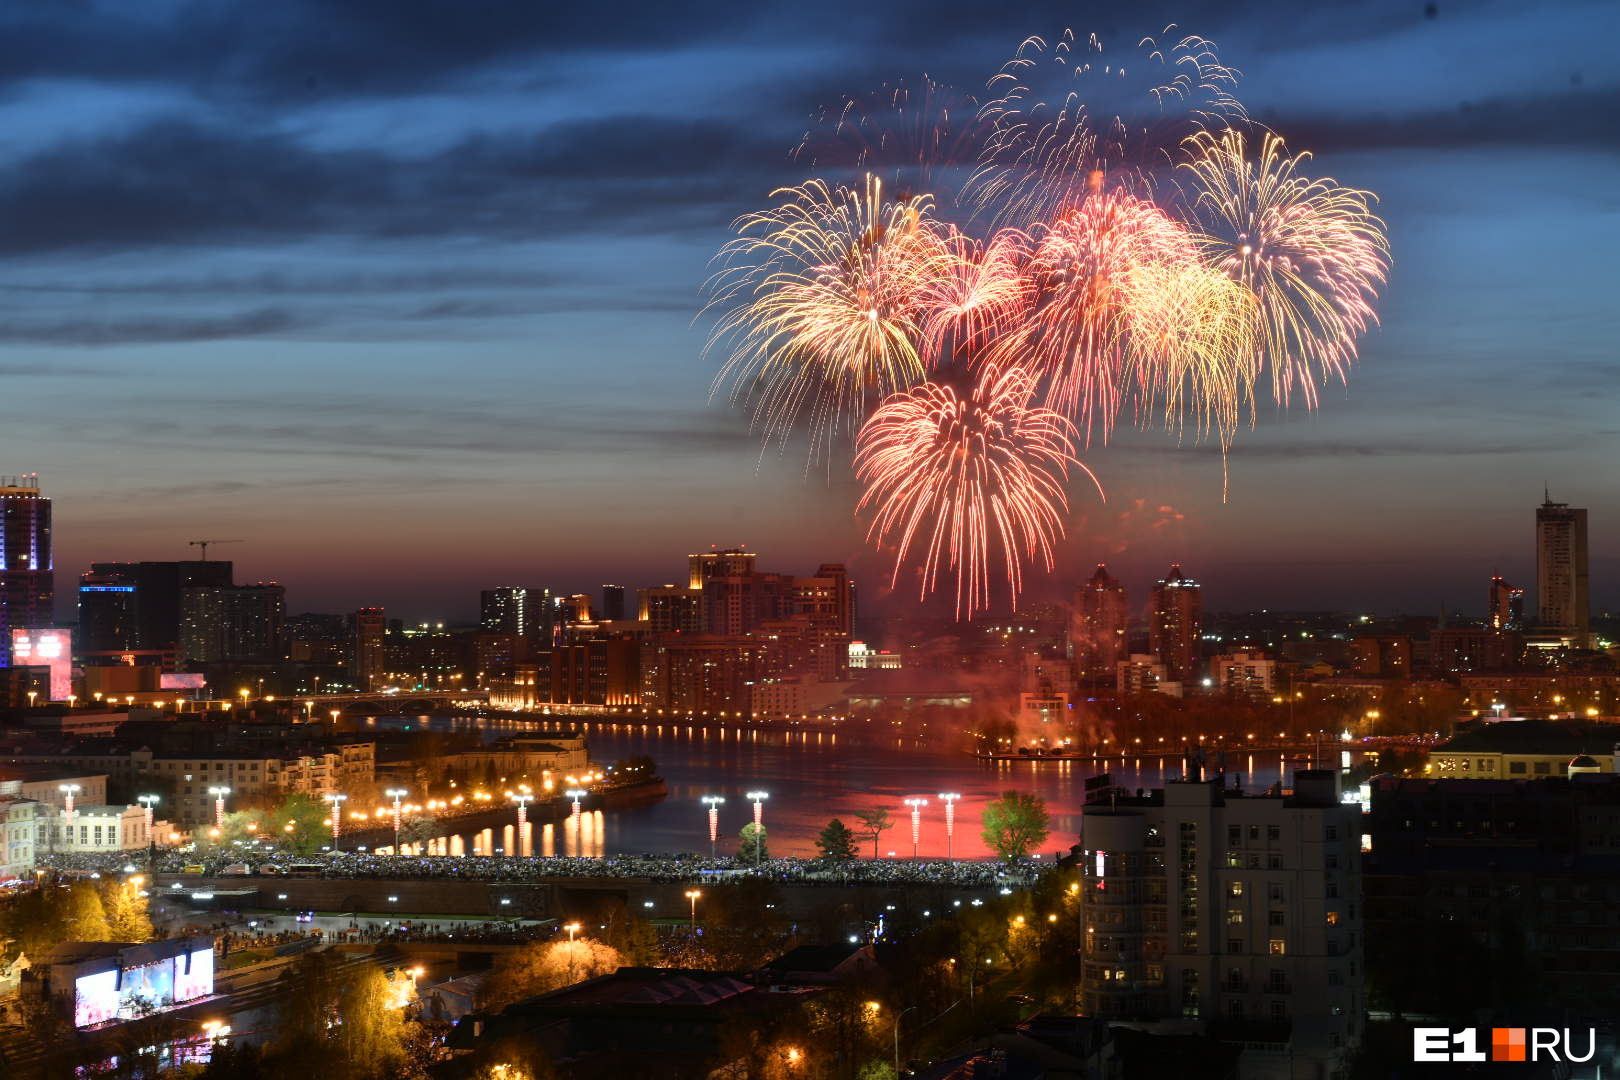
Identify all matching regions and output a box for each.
[968,28,1246,227]
[704,174,953,464]
[915,227,1035,367]
[986,186,1199,440]
[1179,128,1389,407]
[855,364,1101,618]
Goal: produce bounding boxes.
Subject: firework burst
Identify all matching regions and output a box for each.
[855,364,1099,618]
[987,187,1199,439]
[1179,127,1389,406]
[705,174,952,463]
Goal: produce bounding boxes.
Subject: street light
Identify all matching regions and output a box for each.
[894,1004,921,1079]
[937,793,961,860]
[26,691,37,708]
[565,921,582,982]
[701,796,725,859]
[685,889,702,930]
[904,798,928,860]
[325,794,348,846]
[207,787,231,829]
[566,789,587,819]
[59,784,81,829]
[746,791,768,866]
[137,795,160,842]
[510,792,533,829]
[386,789,408,852]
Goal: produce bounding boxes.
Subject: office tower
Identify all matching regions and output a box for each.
[178,583,285,666]
[1488,575,1523,632]
[77,560,234,662]
[1072,564,1129,675]
[600,584,626,622]
[0,473,53,667]
[565,593,592,623]
[1536,493,1590,646]
[638,585,702,634]
[79,564,138,653]
[480,587,528,636]
[524,587,555,642]
[1077,772,1362,1078]
[352,607,386,691]
[1149,564,1203,683]
[688,547,756,589]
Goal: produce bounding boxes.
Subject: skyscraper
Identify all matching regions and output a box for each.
[179,582,285,666]
[1488,575,1523,632]
[1072,564,1129,676]
[480,587,528,636]
[352,607,386,691]
[1149,564,1203,684]
[0,473,52,668]
[688,547,756,589]
[78,560,234,662]
[1536,493,1590,647]
[600,584,626,622]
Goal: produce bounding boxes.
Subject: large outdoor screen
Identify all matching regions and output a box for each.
[70,943,214,1028]
[11,628,72,701]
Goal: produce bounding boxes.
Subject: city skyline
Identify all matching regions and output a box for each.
[2,0,1616,618]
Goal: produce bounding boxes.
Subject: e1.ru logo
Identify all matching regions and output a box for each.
[1414,1028,1595,1063]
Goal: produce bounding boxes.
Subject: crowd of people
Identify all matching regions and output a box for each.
[40,849,1040,890]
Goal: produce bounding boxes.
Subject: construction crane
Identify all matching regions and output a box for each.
[188,539,244,560]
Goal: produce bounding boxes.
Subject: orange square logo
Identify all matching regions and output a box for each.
[1491,1028,1526,1062]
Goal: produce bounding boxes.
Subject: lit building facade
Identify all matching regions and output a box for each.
[1149,565,1202,684]
[179,582,285,666]
[1536,494,1590,647]
[1073,564,1129,676]
[0,474,52,669]
[352,606,386,690]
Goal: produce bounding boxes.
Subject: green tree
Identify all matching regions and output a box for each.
[101,879,154,942]
[816,818,858,860]
[855,807,894,859]
[60,882,113,942]
[269,793,332,855]
[738,823,769,862]
[980,791,1050,861]
[332,967,411,1079]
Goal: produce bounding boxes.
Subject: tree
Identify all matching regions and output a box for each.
[855,807,894,859]
[816,819,858,860]
[269,793,332,855]
[332,967,411,1079]
[980,791,1050,861]
[59,882,113,942]
[100,879,154,942]
[738,823,769,862]
[484,938,623,1010]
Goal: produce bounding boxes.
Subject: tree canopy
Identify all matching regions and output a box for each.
[980,791,1050,860]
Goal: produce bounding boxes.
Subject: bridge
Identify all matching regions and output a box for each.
[305,690,489,713]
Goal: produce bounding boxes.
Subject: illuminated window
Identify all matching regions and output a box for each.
[1268,939,1286,956]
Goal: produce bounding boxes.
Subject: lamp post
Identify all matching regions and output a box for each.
[565,921,582,983]
[510,792,533,829]
[59,784,80,831]
[701,795,725,859]
[937,793,961,860]
[746,791,768,866]
[904,798,928,860]
[566,789,587,820]
[685,889,702,931]
[207,787,230,829]
[137,795,160,842]
[325,793,347,847]
[386,788,408,852]
[894,1004,921,1079]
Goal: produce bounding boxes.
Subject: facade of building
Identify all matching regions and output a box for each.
[1488,574,1524,632]
[1149,565,1202,685]
[1117,654,1176,698]
[479,588,527,637]
[352,606,386,691]
[55,804,147,853]
[1077,772,1362,1078]
[1428,720,1618,779]
[1536,494,1590,647]
[0,474,52,669]
[1073,564,1129,677]
[179,583,285,666]
[1210,652,1277,699]
[637,585,703,634]
[77,560,234,664]
[0,798,52,882]
[599,585,626,622]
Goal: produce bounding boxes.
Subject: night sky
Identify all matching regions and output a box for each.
[5,0,1616,623]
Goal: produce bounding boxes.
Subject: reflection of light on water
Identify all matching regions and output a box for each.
[542,823,555,858]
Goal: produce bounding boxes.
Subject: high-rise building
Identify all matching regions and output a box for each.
[480,587,528,636]
[1149,564,1203,684]
[1072,564,1129,676]
[600,584,626,622]
[525,587,555,642]
[1077,771,1362,1077]
[179,583,285,667]
[352,607,386,691]
[638,585,703,634]
[77,560,234,663]
[688,547,756,590]
[1488,574,1524,632]
[0,473,53,668]
[1536,493,1590,647]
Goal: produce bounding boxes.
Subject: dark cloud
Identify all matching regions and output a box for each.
[0,307,298,346]
[1268,86,1620,154]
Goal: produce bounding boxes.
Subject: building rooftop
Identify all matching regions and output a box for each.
[509,968,758,1011]
[1438,720,1618,755]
